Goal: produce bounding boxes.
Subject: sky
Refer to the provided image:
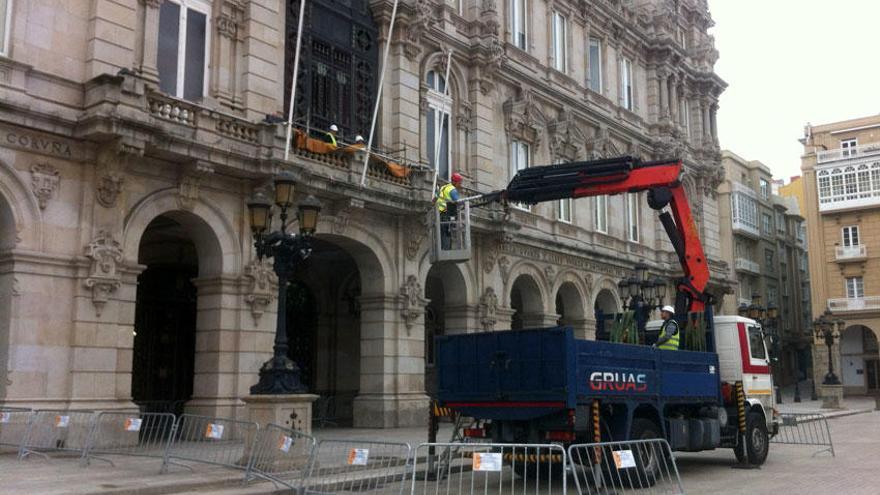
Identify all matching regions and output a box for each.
[709,0,880,182]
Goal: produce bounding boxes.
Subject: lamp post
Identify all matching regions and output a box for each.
[742,293,782,403]
[813,311,843,386]
[247,173,322,395]
[618,262,668,342]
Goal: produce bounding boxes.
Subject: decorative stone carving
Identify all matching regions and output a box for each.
[403,0,436,61]
[30,163,60,210]
[504,89,546,147]
[178,175,200,210]
[400,275,425,331]
[548,112,586,161]
[456,101,474,132]
[332,209,351,235]
[83,230,124,317]
[11,277,20,297]
[479,287,498,331]
[584,273,594,291]
[544,265,556,283]
[216,14,239,39]
[96,173,124,208]
[243,258,278,325]
[587,127,623,159]
[498,256,511,282]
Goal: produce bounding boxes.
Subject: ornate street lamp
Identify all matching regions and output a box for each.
[813,312,842,386]
[247,175,322,395]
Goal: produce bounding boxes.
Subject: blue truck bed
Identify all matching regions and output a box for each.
[437,327,721,421]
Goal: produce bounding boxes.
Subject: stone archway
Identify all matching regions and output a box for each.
[594,288,620,340]
[510,274,549,330]
[424,263,469,397]
[840,324,880,396]
[556,281,587,337]
[0,192,14,400]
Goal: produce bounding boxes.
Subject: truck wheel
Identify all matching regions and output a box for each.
[734,412,769,466]
[614,418,664,487]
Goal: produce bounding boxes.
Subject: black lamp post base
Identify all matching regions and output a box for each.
[250,355,308,395]
[822,373,841,386]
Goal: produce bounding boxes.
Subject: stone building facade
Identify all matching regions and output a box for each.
[718,151,812,386]
[0,0,728,427]
[801,115,880,396]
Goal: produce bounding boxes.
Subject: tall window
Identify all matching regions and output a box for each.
[510,140,530,210]
[760,178,770,199]
[551,11,567,72]
[588,38,602,93]
[158,0,211,101]
[767,286,778,306]
[620,58,634,111]
[681,98,690,138]
[764,248,775,272]
[731,193,758,229]
[510,0,527,50]
[841,138,858,157]
[426,70,452,180]
[0,0,10,56]
[761,213,772,234]
[558,198,572,223]
[846,277,864,298]
[842,225,860,247]
[595,196,608,233]
[627,193,639,242]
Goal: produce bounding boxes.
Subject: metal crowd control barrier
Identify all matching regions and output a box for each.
[770,412,835,456]
[568,439,684,494]
[81,411,177,467]
[301,439,412,495]
[412,442,567,495]
[18,410,96,460]
[244,423,316,488]
[0,408,33,454]
[161,414,259,474]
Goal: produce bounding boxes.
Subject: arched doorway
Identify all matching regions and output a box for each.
[0,193,14,399]
[132,215,199,414]
[556,282,585,333]
[594,288,620,341]
[840,325,880,396]
[510,274,544,330]
[289,237,368,426]
[424,263,468,396]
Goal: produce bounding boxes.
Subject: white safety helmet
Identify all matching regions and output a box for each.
[355,135,365,143]
[329,124,339,132]
[661,305,675,315]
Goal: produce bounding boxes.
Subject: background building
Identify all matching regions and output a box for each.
[718,151,812,387]
[0,0,728,425]
[802,115,880,396]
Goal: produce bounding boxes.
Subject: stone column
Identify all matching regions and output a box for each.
[213,7,241,109]
[570,318,596,340]
[520,312,561,328]
[353,294,430,428]
[138,0,163,84]
[188,276,247,418]
[701,100,711,141]
[710,104,719,145]
[669,78,679,125]
[658,74,669,120]
[445,304,479,335]
[494,307,516,331]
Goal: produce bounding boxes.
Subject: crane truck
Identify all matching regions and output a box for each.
[434,156,779,476]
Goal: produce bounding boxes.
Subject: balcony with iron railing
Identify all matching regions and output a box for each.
[827,296,880,313]
[835,244,867,262]
[734,257,761,274]
[817,142,880,164]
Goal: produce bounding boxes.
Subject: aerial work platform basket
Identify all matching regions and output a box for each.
[429,201,471,263]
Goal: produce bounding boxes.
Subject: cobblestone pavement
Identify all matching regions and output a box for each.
[676,411,880,495]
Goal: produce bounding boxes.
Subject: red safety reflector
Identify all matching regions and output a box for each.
[545,430,576,442]
[463,428,486,438]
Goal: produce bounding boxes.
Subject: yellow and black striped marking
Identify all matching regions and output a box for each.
[592,399,602,464]
[735,381,746,434]
[431,401,454,418]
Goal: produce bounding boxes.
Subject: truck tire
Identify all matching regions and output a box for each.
[511,452,565,481]
[613,418,665,488]
[734,411,769,465]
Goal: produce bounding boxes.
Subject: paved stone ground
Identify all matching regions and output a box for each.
[3,413,880,494]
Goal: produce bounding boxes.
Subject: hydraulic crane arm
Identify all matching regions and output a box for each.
[489,156,709,314]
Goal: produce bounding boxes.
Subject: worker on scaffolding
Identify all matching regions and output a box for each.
[323,124,339,148]
[435,173,462,250]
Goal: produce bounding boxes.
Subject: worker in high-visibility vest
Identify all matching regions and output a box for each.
[435,173,462,250]
[654,305,681,350]
[324,124,339,148]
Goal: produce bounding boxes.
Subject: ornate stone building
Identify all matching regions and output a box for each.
[0,0,728,427]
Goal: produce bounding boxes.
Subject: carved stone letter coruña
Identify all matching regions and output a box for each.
[479,287,498,331]
[84,230,124,317]
[243,258,278,325]
[30,163,60,210]
[400,275,425,331]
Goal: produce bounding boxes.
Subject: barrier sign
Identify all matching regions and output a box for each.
[124,417,142,432]
[347,448,369,466]
[472,452,503,472]
[278,435,294,453]
[205,423,225,439]
[55,415,70,428]
[612,449,636,469]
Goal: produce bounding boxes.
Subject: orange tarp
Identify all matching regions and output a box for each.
[295,130,410,178]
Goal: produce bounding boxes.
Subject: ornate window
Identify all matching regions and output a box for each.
[817,163,880,205]
[510,140,530,210]
[595,196,608,233]
[158,0,211,101]
[425,70,452,180]
[551,11,567,72]
[284,0,378,139]
[588,38,602,93]
[620,58,634,111]
[510,0,527,50]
